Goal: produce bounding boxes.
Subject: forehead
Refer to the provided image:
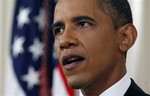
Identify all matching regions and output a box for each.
[54,0,101,20]
[56,0,99,8]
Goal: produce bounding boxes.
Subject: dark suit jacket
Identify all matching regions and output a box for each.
[124,79,150,96]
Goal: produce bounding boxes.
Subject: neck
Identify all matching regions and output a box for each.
[81,63,126,96]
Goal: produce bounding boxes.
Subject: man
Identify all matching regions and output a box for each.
[52,0,150,95]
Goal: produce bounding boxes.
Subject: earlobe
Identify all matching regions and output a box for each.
[119,24,137,52]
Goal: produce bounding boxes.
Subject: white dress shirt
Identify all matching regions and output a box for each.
[79,73,131,96]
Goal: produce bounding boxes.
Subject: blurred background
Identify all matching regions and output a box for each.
[0,0,150,96]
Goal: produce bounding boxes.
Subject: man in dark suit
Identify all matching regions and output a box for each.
[52,0,150,95]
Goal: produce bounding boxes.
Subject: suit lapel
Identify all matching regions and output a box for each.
[124,79,150,96]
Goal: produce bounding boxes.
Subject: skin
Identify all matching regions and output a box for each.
[52,0,137,95]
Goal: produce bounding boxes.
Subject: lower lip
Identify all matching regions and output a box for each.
[63,60,84,70]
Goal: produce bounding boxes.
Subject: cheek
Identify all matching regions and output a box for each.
[81,34,116,77]
[82,33,105,57]
[80,34,105,72]
[82,31,116,66]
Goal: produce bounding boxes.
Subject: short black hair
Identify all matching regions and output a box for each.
[98,0,133,29]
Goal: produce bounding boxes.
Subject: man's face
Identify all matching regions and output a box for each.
[53,0,121,89]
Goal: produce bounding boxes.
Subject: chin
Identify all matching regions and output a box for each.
[67,77,85,89]
[68,82,84,89]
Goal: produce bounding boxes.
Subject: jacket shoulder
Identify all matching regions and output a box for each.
[124,79,150,96]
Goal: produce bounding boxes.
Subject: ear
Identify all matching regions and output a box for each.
[118,24,137,52]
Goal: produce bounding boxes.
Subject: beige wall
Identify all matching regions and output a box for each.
[0,0,16,95]
[127,0,150,93]
[0,0,149,95]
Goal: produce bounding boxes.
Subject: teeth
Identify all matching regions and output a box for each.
[68,57,77,62]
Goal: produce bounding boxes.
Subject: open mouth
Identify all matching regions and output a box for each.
[62,54,85,66]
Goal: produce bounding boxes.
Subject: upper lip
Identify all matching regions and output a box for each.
[62,54,85,65]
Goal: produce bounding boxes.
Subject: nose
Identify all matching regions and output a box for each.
[59,30,79,50]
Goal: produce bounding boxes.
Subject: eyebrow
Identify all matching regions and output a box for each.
[72,16,96,23]
[52,21,64,30]
[52,16,96,29]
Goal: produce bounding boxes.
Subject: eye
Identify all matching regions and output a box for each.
[77,21,91,28]
[53,27,64,36]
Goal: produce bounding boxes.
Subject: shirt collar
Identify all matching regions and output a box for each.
[100,73,131,96]
[79,73,131,96]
